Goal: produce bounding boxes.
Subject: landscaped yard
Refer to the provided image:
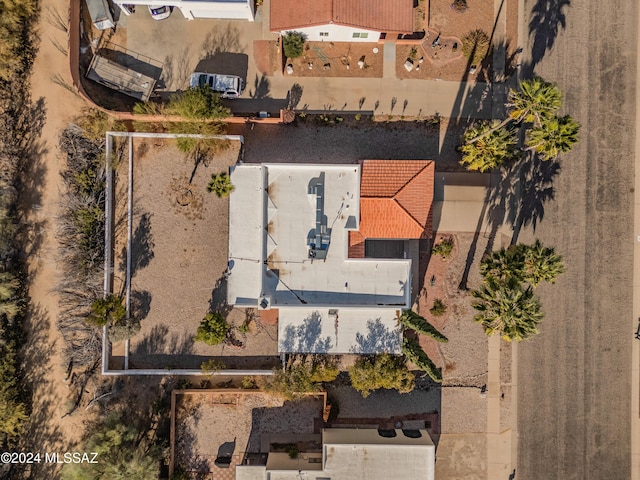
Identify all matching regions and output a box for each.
[173,391,324,477]
[397,0,520,81]
[281,41,384,78]
[110,136,279,371]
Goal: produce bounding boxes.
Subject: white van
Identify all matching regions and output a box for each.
[85,0,115,30]
[189,72,244,99]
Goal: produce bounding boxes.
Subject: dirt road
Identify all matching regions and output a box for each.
[19,0,89,475]
[516,0,637,478]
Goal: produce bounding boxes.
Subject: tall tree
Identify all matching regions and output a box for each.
[471,277,544,342]
[348,354,415,397]
[521,239,566,287]
[480,245,527,283]
[507,77,562,124]
[526,114,581,160]
[460,121,519,172]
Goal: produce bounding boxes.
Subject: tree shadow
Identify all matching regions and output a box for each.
[15,304,77,479]
[249,74,271,99]
[527,0,571,75]
[279,311,333,353]
[130,289,152,321]
[351,318,401,354]
[209,275,232,317]
[133,323,194,357]
[510,152,561,243]
[119,212,155,278]
[201,24,244,57]
[287,83,303,110]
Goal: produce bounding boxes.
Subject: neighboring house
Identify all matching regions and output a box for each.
[227,162,434,355]
[236,428,436,480]
[113,0,254,21]
[270,0,414,42]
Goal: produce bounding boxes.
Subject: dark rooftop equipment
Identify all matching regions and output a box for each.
[307,172,331,260]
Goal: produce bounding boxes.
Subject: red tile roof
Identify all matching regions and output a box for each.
[357,160,434,240]
[270,0,414,33]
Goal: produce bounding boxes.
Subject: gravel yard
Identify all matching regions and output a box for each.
[174,391,324,475]
[110,137,279,370]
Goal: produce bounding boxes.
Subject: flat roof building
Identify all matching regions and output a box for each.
[227,162,434,355]
[235,428,435,480]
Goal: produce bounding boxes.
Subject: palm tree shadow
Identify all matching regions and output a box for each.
[510,152,561,243]
[527,0,571,75]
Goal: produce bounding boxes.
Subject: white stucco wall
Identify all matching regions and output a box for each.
[282,24,381,42]
[113,0,254,21]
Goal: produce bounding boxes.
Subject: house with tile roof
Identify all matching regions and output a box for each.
[270,0,414,42]
[226,161,434,355]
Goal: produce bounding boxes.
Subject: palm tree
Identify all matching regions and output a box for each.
[207,172,235,197]
[526,114,581,160]
[507,77,562,124]
[479,245,526,282]
[464,77,563,146]
[460,121,519,172]
[471,277,544,342]
[522,239,565,287]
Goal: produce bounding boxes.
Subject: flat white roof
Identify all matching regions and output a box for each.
[227,164,411,310]
[278,307,402,354]
[323,429,435,480]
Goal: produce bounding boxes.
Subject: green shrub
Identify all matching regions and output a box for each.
[195,312,230,345]
[87,294,126,327]
[462,29,490,65]
[166,86,231,120]
[207,172,235,197]
[263,364,320,400]
[283,32,306,59]
[201,358,226,374]
[241,376,258,389]
[430,299,447,317]
[432,236,454,258]
[108,319,141,342]
[402,338,442,382]
[285,444,299,459]
[348,354,414,397]
[309,363,340,383]
[399,310,448,342]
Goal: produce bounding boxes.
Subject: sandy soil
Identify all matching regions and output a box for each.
[19,0,93,474]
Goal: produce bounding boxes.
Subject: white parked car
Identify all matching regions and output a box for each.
[148,5,173,20]
[189,72,244,99]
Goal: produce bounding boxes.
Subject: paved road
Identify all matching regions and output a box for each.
[515,0,637,479]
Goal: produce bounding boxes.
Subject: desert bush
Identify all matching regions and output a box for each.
[283,32,305,59]
[108,318,141,343]
[263,364,320,400]
[432,236,454,258]
[241,376,258,389]
[399,310,448,342]
[166,86,231,120]
[201,358,226,374]
[195,312,230,345]
[430,299,447,317]
[207,172,234,197]
[402,338,442,382]
[87,294,126,327]
[348,354,414,397]
[462,29,490,65]
[452,0,468,12]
